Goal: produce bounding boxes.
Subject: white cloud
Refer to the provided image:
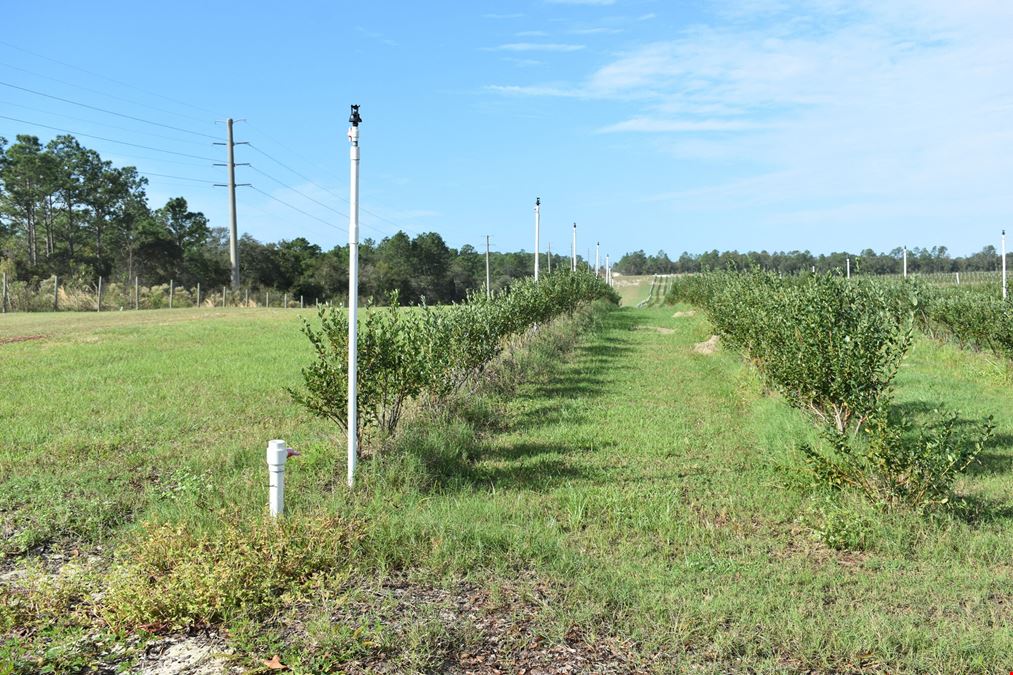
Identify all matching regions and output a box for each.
[568,26,623,35]
[485,83,583,97]
[598,117,766,133]
[488,42,586,52]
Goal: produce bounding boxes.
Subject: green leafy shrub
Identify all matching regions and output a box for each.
[291,270,618,451]
[802,413,994,511]
[679,270,992,510]
[691,271,916,435]
[290,291,434,444]
[921,290,1013,360]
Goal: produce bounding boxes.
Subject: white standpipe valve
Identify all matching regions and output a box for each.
[266,440,299,517]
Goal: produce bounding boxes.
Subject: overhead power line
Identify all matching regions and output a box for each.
[0,98,213,147]
[139,172,217,184]
[249,186,340,231]
[248,165,347,218]
[0,61,217,128]
[0,114,222,161]
[0,39,225,119]
[0,80,219,140]
[246,132,423,237]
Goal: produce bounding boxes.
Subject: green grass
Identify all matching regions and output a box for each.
[3,305,1013,671]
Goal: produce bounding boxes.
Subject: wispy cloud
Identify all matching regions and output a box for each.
[598,118,766,133]
[486,0,1013,238]
[485,83,583,97]
[568,26,623,35]
[488,42,586,52]
[503,58,544,68]
[355,26,397,47]
[516,30,549,37]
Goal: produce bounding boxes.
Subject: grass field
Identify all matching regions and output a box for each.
[612,274,652,306]
[3,305,1013,671]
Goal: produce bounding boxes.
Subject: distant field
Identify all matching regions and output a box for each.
[611,274,652,306]
[3,305,1013,671]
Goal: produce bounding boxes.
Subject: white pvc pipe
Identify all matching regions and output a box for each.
[347,108,361,489]
[534,197,540,281]
[1002,229,1007,301]
[572,223,577,272]
[595,242,600,278]
[267,440,288,517]
[903,246,907,278]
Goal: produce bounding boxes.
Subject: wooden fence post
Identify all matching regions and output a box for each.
[97,276,103,312]
[53,275,58,311]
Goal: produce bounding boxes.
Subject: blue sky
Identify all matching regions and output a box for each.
[2,0,1012,258]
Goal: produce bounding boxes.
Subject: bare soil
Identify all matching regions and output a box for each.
[692,335,719,354]
[0,334,45,345]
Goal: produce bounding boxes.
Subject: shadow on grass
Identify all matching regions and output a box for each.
[413,438,605,493]
[507,315,642,434]
[406,308,641,493]
[950,494,1013,525]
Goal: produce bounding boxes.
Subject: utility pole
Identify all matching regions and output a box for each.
[1002,229,1007,301]
[571,222,577,272]
[347,104,362,489]
[846,256,851,279]
[903,246,907,278]
[605,254,610,286]
[214,118,250,288]
[595,242,600,278]
[485,235,491,300]
[534,197,541,281]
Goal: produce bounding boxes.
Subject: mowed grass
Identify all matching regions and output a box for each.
[3,305,1013,671]
[0,308,331,555]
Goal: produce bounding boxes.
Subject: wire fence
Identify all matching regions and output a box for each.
[0,274,318,314]
[878,270,1002,288]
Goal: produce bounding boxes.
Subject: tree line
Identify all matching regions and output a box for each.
[616,246,1009,276]
[0,133,577,305]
